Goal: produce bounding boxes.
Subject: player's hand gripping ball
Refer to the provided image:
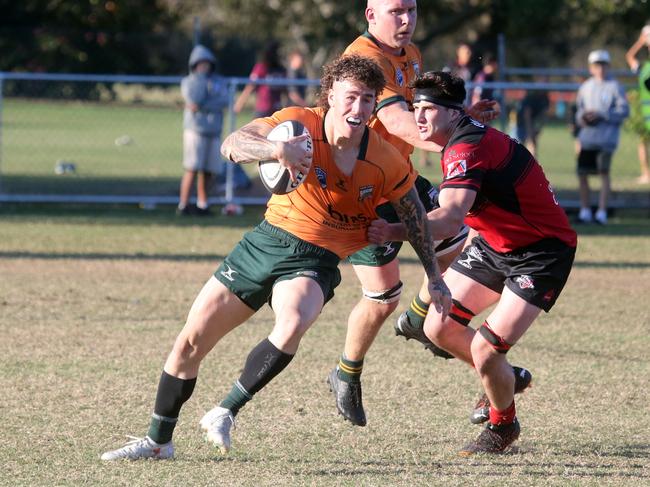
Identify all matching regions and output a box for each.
[258,120,312,195]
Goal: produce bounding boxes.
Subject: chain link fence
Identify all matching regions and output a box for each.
[0,71,645,210]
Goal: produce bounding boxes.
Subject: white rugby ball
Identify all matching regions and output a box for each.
[258,120,312,195]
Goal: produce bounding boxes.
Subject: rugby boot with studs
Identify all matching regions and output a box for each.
[458,419,521,456]
[327,367,366,426]
[394,311,454,359]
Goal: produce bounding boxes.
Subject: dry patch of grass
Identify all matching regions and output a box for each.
[2,208,649,486]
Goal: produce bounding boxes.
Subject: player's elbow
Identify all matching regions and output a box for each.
[220,134,235,161]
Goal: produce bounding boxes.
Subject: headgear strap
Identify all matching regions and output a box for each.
[413,90,464,110]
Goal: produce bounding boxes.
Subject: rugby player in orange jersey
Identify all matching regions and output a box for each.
[100,54,450,460]
[328,0,500,427]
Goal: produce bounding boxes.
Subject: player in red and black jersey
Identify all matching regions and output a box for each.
[368,71,577,455]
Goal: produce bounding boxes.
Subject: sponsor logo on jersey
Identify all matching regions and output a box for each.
[396,67,404,86]
[446,148,475,161]
[412,61,420,75]
[316,166,327,189]
[446,159,467,179]
[220,263,238,282]
[457,245,484,269]
[515,275,535,290]
[327,205,370,224]
[358,185,374,201]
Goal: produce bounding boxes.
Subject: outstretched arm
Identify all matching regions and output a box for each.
[371,187,476,244]
[389,186,451,317]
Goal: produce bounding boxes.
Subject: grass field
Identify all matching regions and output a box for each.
[1,203,649,486]
[2,97,650,205]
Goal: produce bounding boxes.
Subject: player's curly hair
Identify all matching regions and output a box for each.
[317,54,386,109]
[411,71,466,106]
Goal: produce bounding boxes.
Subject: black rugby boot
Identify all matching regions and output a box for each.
[327,368,366,426]
[458,419,521,456]
[394,312,454,359]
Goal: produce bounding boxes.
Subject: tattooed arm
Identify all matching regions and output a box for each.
[221,120,312,181]
[221,121,276,164]
[369,187,476,244]
[389,186,452,317]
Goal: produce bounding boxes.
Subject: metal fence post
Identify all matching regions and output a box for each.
[0,75,3,194]
[224,78,238,204]
[497,33,507,132]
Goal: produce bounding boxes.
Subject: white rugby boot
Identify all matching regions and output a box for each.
[100,436,174,460]
[200,406,236,453]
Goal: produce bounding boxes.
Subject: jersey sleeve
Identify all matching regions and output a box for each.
[379,140,418,201]
[258,107,306,128]
[373,55,406,109]
[439,142,485,192]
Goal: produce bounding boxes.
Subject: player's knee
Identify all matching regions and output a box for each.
[171,333,207,366]
[362,281,402,313]
[472,321,512,371]
[423,317,443,344]
[274,312,313,342]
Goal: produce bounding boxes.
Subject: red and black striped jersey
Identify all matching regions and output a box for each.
[439,116,577,252]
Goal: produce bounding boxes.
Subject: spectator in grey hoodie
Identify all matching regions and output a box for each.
[178,44,229,216]
[575,49,629,224]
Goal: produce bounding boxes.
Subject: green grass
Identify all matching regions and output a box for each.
[2,98,649,204]
[0,98,259,196]
[1,204,649,486]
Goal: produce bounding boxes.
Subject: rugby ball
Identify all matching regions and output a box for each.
[258,120,312,195]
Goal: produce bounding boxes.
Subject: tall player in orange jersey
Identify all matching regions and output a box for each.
[327,0,500,427]
[100,54,451,460]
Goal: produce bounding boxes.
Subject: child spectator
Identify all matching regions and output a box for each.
[178,44,228,216]
[575,50,629,224]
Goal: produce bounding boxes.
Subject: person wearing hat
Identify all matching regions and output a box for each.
[178,44,230,216]
[575,49,629,224]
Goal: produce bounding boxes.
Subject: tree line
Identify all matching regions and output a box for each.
[2,1,648,77]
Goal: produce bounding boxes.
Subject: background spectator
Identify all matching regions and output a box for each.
[625,24,650,184]
[575,49,629,224]
[471,52,500,107]
[233,40,287,117]
[178,44,228,216]
[516,85,550,158]
[286,50,308,107]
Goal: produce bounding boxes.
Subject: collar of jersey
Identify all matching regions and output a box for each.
[362,30,406,57]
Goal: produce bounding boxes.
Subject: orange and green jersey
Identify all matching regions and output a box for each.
[344,31,422,160]
[259,106,416,258]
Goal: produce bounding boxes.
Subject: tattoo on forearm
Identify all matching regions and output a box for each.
[221,125,276,164]
[394,187,440,279]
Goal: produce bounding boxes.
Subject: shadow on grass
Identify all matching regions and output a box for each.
[0,251,227,261]
[1,174,180,196]
[0,202,268,228]
[291,454,649,479]
[0,173,269,197]
[396,255,650,269]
